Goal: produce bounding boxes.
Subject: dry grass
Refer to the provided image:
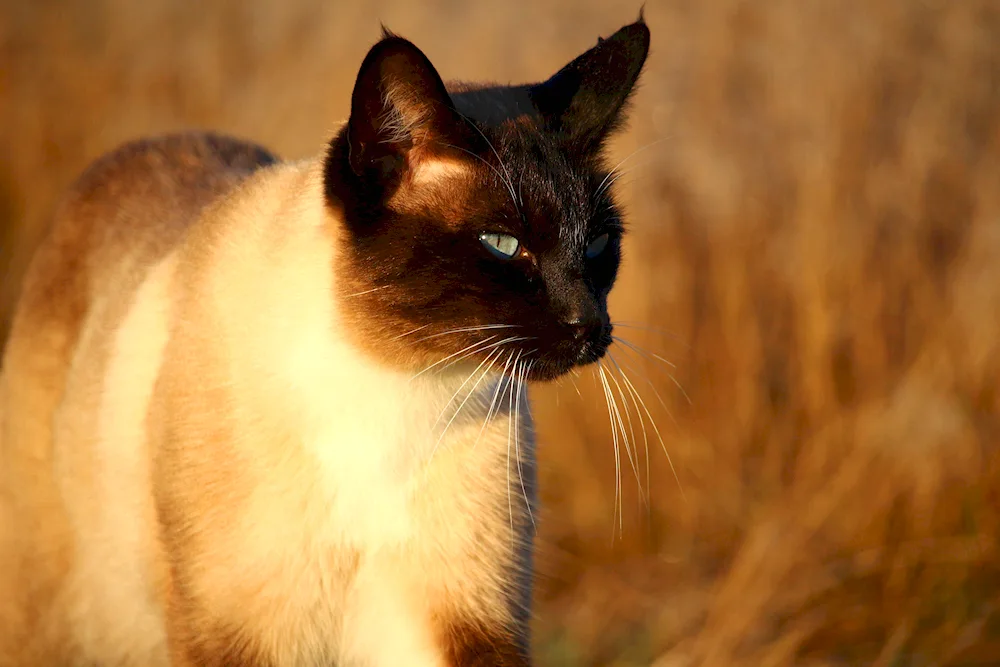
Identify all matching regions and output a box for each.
[3,0,1000,664]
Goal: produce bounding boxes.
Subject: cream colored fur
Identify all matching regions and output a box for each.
[0,144,534,666]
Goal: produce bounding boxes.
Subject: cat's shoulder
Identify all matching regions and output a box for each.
[8,132,280,352]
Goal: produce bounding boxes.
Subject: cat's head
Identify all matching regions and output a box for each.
[324,15,650,382]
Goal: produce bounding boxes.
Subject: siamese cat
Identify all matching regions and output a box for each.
[0,14,650,667]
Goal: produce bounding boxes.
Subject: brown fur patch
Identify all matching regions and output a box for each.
[439,617,531,667]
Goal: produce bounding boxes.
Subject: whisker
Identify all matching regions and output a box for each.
[593,136,673,201]
[436,336,535,375]
[452,114,520,213]
[612,321,689,347]
[611,335,677,369]
[390,323,433,341]
[475,349,516,448]
[608,353,652,508]
[595,170,658,203]
[612,352,686,500]
[421,335,534,381]
[413,324,520,344]
[411,336,498,380]
[427,348,500,465]
[432,348,500,431]
[594,168,634,201]
[517,168,525,209]
[437,141,511,199]
[596,363,623,541]
[612,351,674,420]
[612,335,692,406]
[612,343,681,433]
[600,358,642,501]
[343,285,390,298]
[604,356,646,507]
[514,360,536,533]
[506,351,524,550]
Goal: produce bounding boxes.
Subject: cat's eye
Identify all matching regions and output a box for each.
[479,233,521,260]
[585,233,610,259]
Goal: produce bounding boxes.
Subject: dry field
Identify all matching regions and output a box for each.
[3,0,1000,664]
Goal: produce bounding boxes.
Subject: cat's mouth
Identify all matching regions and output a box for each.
[522,326,612,382]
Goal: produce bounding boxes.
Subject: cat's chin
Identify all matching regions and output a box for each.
[523,349,608,383]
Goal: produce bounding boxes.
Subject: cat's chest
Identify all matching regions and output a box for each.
[271,370,506,548]
[211,419,511,665]
[304,410,459,547]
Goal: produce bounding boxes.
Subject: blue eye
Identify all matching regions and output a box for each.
[585,233,610,259]
[479,233,520,260]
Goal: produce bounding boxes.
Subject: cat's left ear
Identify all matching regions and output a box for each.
[346,28,468,178]
[529,14,651,154]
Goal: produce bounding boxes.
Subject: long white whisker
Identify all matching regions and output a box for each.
[593,136,673,201]
[506,351,524,550]
[343,285,390,298]
[602,359,642,502]
[514,360,536,533]
[437,141,510,195]
[390,323,433,341]
[604,355,646,507]
[594,168,635,201]
[612,351,685,500]
[451,115,520,212]
[427,349,499,465]
[411,336,498,380]
[611,343,675,419]
[612,321,689,347]
[437,336,534,375]
[611,335,678,369]
[597,363,623,541]
[416,335,534,381]
[612,335,692,406]
[608,353,651,509]
[414,324,520,343]
[475,350,516,449]
[432,348,499,431]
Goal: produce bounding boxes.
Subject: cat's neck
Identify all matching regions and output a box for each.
[186,156,523,472]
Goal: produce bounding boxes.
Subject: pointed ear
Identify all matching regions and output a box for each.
[347,30,466,177]
[529,16,651,154]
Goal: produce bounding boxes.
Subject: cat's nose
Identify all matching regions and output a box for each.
[556,284,601,339]
[564,312,600,340]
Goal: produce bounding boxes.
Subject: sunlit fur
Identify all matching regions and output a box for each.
[0,16,649,667]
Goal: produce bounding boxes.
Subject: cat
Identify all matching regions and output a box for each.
[0,13,649,667]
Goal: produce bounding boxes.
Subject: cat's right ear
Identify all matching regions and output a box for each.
[345,30,468,179]
[529,16,650,155]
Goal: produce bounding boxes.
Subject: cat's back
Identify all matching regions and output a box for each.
[2,130,277,419]
[0,132,278,665]
[1,131,278,458]
[14,131,276,332]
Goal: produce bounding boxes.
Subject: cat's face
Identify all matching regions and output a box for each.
[325,17,650,382]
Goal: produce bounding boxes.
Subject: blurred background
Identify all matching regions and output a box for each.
[3,0,1000,664]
